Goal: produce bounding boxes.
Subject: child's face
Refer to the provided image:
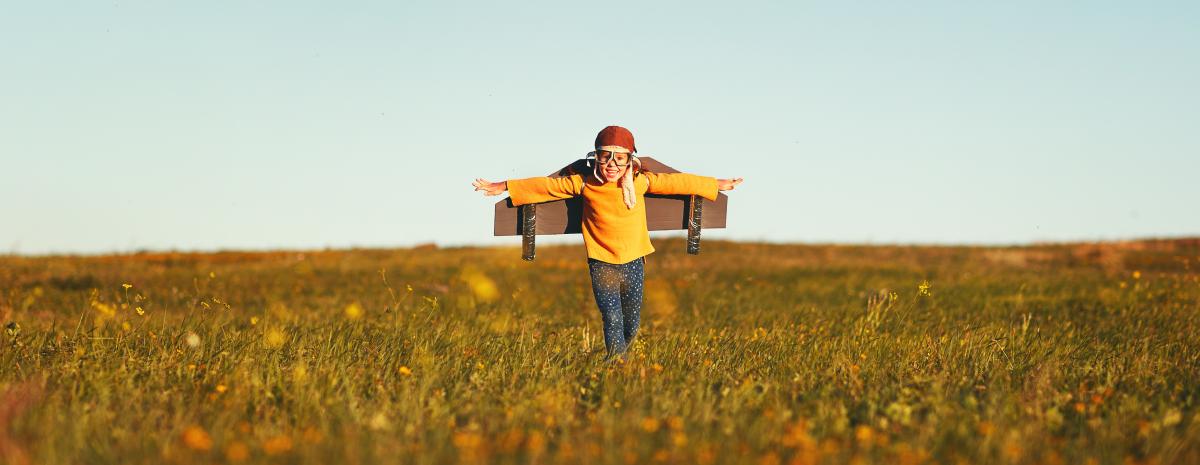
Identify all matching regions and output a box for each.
[596,151,630,183]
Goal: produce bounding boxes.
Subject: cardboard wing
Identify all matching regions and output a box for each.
[493,157,728,260]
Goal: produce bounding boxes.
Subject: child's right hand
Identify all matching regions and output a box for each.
[717,177,744,191]
[472,178,507,196]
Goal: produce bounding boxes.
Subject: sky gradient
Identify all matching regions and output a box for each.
[3,1,1197,255]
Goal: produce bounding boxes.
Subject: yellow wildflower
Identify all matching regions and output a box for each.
[93,302,117,317]
[368,412,391,431]
[262,435,293,455]
[855,425,874,443]
[225,442,250,462]
[344,302,364,320]
[452,431,484,450]
[181,426,213,451]
[460,267,500,303]
[264,328,286,348]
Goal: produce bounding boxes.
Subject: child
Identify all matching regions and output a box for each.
[472,125,743,359]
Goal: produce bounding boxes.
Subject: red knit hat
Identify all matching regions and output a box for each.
[594,126,637,153]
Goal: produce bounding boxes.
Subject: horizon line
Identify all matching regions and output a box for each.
[4,235,1198,259]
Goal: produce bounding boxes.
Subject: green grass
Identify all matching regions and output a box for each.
[1,238,1198,464]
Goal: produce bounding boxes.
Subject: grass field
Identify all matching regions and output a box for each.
[1,238,1198,465]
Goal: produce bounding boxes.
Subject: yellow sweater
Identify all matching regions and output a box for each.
[507,172,719,264]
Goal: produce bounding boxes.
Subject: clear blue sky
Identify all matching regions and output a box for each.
[2,1,1197,255]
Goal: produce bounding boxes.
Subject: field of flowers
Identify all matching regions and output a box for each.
[1,238,1198,464]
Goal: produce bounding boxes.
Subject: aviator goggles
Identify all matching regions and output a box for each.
[593,150,631,167]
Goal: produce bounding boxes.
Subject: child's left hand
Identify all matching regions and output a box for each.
[717,177,744,191]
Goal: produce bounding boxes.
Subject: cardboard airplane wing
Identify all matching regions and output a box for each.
[493,157,728,261]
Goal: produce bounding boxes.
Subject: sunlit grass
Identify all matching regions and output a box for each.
[1,239,1198,464]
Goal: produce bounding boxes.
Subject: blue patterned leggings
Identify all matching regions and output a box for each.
[587,257,645,357]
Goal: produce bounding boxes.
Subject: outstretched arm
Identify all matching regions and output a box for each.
[644,172,743,201]
[472,175,584,206]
